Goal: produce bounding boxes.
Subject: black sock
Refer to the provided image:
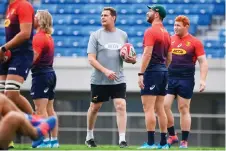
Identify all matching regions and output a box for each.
[182,131,189,141]
[167,126,175,136]
[160,133,167,146]
[147,131,155,145]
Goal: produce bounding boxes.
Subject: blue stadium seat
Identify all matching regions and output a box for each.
[115,4,135,14]
[0,37,5,45]
[37,4,57,14]
[71,15,87,25]
[55,48,87,57]
[204,40,224,49]
[85,15,101,25]
[129,37,143,48]
[69,26,83,36]
[198,15,211,25]
[68,37,88,48]
[0,0,7,4]
[56,4,84,14]
[53,36,70,47]
[42,0,89,4]
[132,4,149,14]
[116,15,135,25]
[52,15,72,25]
[0,4,6,14]
[80,26,100,36]
[205,48,225,58]
[53,25,72,35]
[0,28,5,36]
[213,4,225,15]
[83,4,104,14]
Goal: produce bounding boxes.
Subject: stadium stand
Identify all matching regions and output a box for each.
[0,0,225,58]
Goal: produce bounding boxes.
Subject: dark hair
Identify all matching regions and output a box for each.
[102,7,117,22]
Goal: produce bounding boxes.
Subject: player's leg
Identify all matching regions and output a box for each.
[155,95,168,148]
[164,79,179,145]
[177,79,194,148]
[0,111,56,150]
[111,83,127,148]
[47,100,59,148]
[178,95,191,148]
[4,74,33,114]
[86,84,106,147]
[0,111,39,149]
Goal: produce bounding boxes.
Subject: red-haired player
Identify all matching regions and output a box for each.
[164,15,208,148]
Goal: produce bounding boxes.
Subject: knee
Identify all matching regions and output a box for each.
[89,103,102,113]
[115,101,126,113]
[164,103,171,111]
[35,105,47,117]
[178,104,189,115]
[4,111,23,124]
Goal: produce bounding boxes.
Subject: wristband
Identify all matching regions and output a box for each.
[138,73,144,76]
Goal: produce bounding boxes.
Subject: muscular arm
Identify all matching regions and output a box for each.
[4,23,32,50]
[139,46,153,73]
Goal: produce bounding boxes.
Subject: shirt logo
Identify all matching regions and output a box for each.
[92,96,98,102]
[150,85,155,90]
[172,48,187,55]
[104,43,122,50]
[185,41,191,47]
[4,19,10,27]
[171,41,175,44]
[177,43,182,47]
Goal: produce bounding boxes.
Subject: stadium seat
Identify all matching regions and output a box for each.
[80,26,100,36]
[83,4,104,14]
[0,28,5,36]
[0,0,7,4]
[115,4,135,14]
[52,15,72,25]
[37,4,58,14]
[205,48,225,58]
[213,4,225,15]
[132,4,149,15]
[204,40,225,49]
[0,37,5,45]
[71,15,87,25]
[0,4,6,14]
[129,37,143,48]
[55,48,87,57]
[198,15,211,25]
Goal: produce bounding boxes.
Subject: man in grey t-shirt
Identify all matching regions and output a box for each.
[85,7,136,148]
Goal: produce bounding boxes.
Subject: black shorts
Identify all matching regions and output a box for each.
[90,83,126,103]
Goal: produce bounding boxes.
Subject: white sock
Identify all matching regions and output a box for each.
[119,133,126,143]
[44,138,50,142]
[51,137,58,141]
[86,129,94,141]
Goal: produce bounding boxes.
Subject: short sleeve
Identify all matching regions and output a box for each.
[87,33,97,54]
[195,39,205,57]
[17,2,34,23]
[143,29,155,47]
[32,35,44,54]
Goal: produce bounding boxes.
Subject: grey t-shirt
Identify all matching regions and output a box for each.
[87,28,128,85]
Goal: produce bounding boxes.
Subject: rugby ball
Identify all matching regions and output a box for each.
[4,50,11,62]
[120,43,136,60]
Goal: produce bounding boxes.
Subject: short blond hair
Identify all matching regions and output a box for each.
[36,10,53,34]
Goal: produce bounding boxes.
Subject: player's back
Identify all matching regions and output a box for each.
[32,31,54,71]
[144,24,171,71]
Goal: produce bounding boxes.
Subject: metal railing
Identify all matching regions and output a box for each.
[57,112,225,146]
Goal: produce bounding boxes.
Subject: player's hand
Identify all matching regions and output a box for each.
[199,80,206,92]
[138,75,145,89]
[124,56,137,64]
[104,69,117,80]
[0,47,5,63]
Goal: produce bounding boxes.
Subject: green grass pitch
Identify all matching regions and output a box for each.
[12,144,225,150]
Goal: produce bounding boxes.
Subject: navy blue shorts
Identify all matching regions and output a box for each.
[167,78,195,99]
[0,52,33,80]
[140,71,168,96]
[30,71,57,100]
